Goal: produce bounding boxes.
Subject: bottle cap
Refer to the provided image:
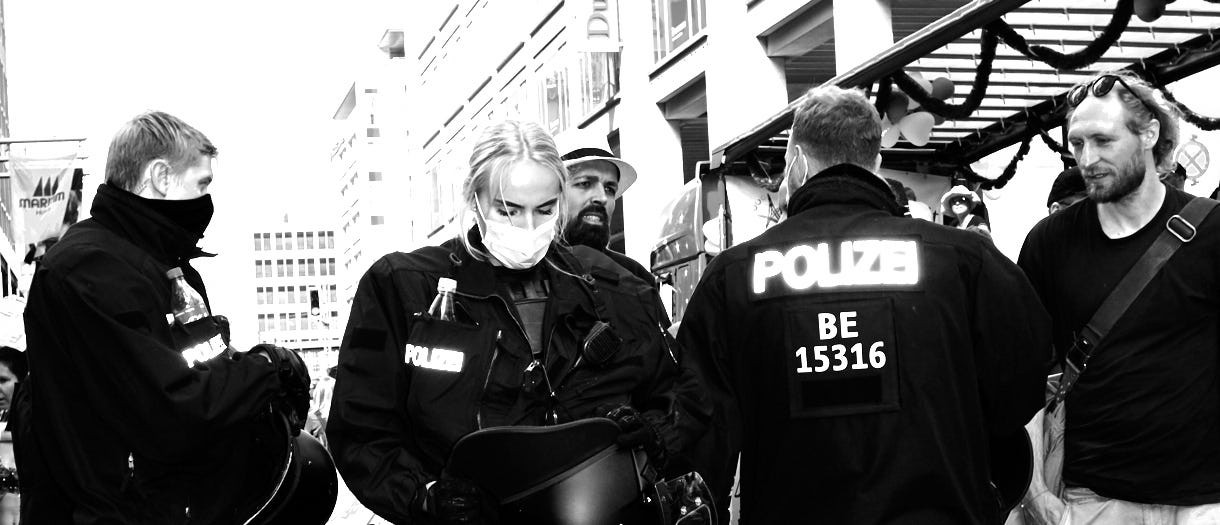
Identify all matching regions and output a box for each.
[166,267,184,280]
[437,277,457,293]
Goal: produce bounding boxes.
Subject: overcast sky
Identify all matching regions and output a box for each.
[6,0,407,346]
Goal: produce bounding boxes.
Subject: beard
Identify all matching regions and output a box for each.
[1084,151,1146,204]
[563,202,611,249]
[1083,150,1146,203]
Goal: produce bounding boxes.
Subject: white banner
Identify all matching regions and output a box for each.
[567,0,621,52]
[11,153,77,250]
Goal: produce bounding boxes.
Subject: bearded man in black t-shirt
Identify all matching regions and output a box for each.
[1019,72,1220,522]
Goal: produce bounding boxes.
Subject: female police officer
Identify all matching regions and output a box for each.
[327,120,707,524]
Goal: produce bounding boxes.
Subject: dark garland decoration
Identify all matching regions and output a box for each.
[874,76,894,120]
[892,28,999,119]
[959,133,1035,190]
[1155,84,1220,131]
[987,0,1133,71]
[1036,126,1073,158]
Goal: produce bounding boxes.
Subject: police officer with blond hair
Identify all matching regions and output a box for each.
[679,85,1051,524]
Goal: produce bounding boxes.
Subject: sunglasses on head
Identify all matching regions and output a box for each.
[1067,75,1159,118]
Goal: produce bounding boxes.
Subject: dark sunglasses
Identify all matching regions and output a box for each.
[1067,75,1159,118]
[522,358,564,425]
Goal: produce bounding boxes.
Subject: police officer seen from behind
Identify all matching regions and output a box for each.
[679,86,1051,524]
[328,120,708,524]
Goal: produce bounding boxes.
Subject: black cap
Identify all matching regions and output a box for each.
[1047,167,1086,208]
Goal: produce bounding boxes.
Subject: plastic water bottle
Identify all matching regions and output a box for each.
[428,278,457,321]
[167,267,226,364]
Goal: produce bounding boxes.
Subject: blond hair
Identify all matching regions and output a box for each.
[460,120,569,260]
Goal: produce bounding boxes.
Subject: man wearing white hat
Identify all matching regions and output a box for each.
[556,129,654,286]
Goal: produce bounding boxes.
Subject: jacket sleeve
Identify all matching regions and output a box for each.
[971,241,1053,437]
[630,296,711,475]
[327,261,428,524]
[675,259,741,517]
[26,251,281,463]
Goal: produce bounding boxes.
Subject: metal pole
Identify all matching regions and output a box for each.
[0,138,86,144]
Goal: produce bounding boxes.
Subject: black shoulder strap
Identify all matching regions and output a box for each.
[1057,197,1218,401]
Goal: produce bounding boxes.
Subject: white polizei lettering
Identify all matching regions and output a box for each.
[404,343,464,373]
[783,244,823,291]
[852,240,883,285]
[752,239,920,295]
[880,240,919,285]
[753,250,784,294]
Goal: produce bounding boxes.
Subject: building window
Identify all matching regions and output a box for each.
[299,287,309,304]
[255,260,264,278]
[326,232,335,249]
[288,313,297,331]
[262,234,271,250]
[286,259,295,277]
[299,314,310,330]
[306,232,315,249]
[277,286,287,304]
[328,258,336,276]
[367,128,380,138]
[274,233,283,250]
[369,171,383,181]
[329,284,338,303]
[265,288,273,304]
[279,313,288,331]
[276,260,285,278]
[287,285,296,304]
[297,233,306,250]
[581,52,620,116]
[258,314,268,333]
[254,233,262,251]
[540,68,570,135]
[652,0,707,62]
[256,286,265,305]
[371,215,385,226]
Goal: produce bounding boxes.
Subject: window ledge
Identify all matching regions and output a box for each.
[577,96,623,130]
[649,32,708,81]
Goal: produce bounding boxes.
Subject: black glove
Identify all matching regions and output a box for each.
[416,478,497,524]
[250,344,310,434]
[601,404,668,469]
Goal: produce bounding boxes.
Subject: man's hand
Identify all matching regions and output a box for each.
[601,404,668,469]
[249,344,310,434]
[418,478,497,524]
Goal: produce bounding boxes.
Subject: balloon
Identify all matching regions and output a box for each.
[897,112,936,147]
[886,92,910,123]
[930,77,954,100]
[1134,0,1168,22]
[882,124,902,148]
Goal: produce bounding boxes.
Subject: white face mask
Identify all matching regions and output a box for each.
[477,202,558,270]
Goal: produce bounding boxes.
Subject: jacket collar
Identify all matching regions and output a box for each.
[88,183,213,265]
[787,163,905,218]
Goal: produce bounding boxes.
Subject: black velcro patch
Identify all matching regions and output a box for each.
[350,328,387,350]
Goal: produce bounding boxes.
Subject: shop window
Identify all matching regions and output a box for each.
[652,0,707,62]
[580,52,620,116]
[540,69,570,135]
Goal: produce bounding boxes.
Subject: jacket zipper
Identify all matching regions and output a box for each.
[455,290,530,429]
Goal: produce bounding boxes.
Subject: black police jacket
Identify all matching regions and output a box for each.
[14,184,284,524]
[328,232,709,524]
[679,164,1051,524]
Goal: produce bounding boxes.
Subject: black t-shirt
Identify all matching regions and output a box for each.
[1018,187,1220,505]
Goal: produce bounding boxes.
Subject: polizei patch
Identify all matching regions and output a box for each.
[404,343,464,373]
[751,238,921,300]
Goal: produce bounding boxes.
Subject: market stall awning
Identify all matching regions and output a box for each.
[712,0,1220,177]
